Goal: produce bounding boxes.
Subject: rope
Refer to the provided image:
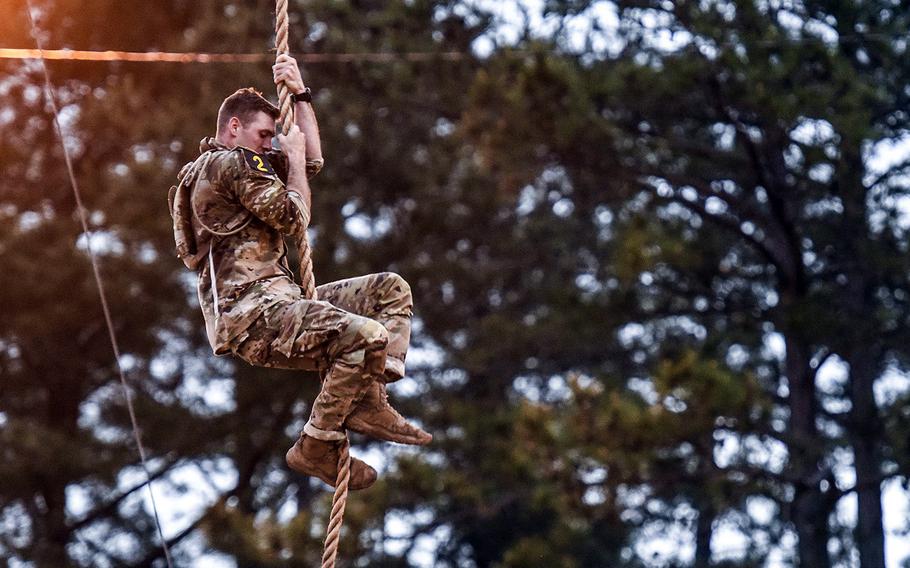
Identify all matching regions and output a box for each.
[0,47,467,63]
[275,0,318,300]
[23,3,174,567]
[274,3,350,566]
[274,0,293,137]
[321,440,352,568]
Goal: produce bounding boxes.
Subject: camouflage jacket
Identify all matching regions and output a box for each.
[168,137,323,354]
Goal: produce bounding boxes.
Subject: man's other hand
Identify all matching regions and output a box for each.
[277,124,306,164]
[273,54,306,95]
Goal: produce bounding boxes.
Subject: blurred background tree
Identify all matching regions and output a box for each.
[1,0,909,567]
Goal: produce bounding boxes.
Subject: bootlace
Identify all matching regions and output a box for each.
[378,384,405,420]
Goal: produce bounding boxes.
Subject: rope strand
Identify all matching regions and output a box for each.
[275,0,294,137]
[321,441,352,568]
[275,0,318,299]
[24,3,174,567]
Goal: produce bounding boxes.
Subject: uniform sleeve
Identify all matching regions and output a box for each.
[266,149,324,180]
[305,158,324,179]
[222,151,310,238]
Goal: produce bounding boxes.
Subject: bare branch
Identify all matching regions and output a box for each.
[69,455,182,531]
[654,192,786,274]
[865,157,910,191]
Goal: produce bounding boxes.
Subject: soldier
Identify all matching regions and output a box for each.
[168,54,431,491]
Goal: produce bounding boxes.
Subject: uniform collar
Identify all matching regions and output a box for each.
[199,137,266,156]
[199,137,230,154]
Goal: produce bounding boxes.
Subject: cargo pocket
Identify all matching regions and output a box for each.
[235,332,275,367]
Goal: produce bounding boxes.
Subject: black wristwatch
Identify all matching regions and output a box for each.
[291,87,312,104]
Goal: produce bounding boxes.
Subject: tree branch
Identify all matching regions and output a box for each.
[865,157,910,191]
[68,455,182,531]
[654,192,787,274]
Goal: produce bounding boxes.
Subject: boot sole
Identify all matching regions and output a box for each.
[346,416,433,446]
[285,445,378,490]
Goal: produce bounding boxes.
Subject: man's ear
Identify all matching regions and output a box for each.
[228,116,242,136]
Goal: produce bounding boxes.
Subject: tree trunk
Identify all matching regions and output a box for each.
[33,373,81,568]
[785,331,832,568]
[791,486,832,568]
[839,149,886,568]
[694,505,713,568]
[847,350,885,568]
[34,481,72,568]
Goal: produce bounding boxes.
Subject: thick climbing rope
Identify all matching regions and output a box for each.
[274,2,352,567]
[322,441,352,568]
[23,3,174,567]
[275,0,318,300]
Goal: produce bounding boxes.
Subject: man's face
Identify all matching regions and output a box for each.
[230,111,276,153]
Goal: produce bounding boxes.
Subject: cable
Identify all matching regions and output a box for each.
[0,31,903,66]
[0,47,467,63]
[23,3,175,567]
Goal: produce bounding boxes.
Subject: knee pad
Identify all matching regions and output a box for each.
[358,319,390,351]
[337,320,388,365]
[338,348,367,366]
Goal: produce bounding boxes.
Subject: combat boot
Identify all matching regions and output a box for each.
[346,381,432,446]
[286,435,378,490]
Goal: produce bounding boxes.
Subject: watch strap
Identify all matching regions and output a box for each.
[291,88,312,104]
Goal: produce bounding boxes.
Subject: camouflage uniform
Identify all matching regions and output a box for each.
[169,138,412,441]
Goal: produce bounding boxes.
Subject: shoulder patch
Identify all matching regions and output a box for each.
[241,148,277,176]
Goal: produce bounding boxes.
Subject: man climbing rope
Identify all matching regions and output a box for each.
[168,54,431,491]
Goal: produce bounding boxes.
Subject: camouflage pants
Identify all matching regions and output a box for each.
[233,272,412,439]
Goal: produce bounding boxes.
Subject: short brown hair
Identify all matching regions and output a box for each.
[216,88,280,134]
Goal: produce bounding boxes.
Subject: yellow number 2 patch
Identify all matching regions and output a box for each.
[241,148,276,176]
